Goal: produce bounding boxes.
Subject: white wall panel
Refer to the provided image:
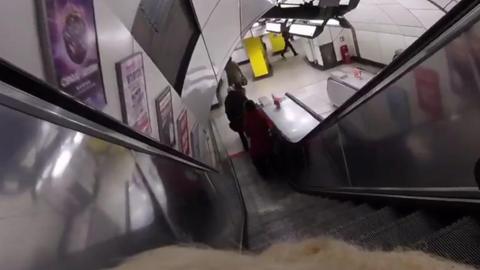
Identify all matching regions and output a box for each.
[411,10,444,29]
[398,26,425,37]
[380,4,423,27]
[377,33,407,63]
[357,31,383,63]
[181,38,218,126]
[398,0,438,10]
[202,0,241,80]
[329,28,342,61]
[314,30,332,46]
[240,0,274,34]
[0,0,45,80]
[445,1,459,10]
[94,0,135,122]
[404,36,417,47]
[431,0,451,8]
[191,0,220,29]
[100,0,141,30]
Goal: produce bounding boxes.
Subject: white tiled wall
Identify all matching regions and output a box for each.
[240,0,274,34]
[345,0,452,65]
[0,0,45,80]
[191,0,220,30]
[201,0,241,80]
[100,0,142,30]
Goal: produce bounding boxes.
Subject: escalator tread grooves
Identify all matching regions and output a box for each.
[249,199,343,237]
[414,217,480,266]
[273,203,374,242]
[332,207,403,241]
[357,211,444,250]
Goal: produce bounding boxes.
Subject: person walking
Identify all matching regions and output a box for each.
[281,31,298,58]
[225,83,249,151]
[243,100,273,177]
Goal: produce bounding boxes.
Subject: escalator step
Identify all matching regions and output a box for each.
[414,217,480,266]
[258,197,337,225]
[295,203,377,238]
[248,199,345,251]
[331,207,404,241]
[249,199,343,237]
[358,211,445,250]
[265,201,355,239]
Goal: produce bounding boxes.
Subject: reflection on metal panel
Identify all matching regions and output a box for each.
[295,6,480,192]
[0,93,243,269]
[181,38,218,126]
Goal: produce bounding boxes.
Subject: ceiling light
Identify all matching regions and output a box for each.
[289,24,317,37]
[266,22,282,33]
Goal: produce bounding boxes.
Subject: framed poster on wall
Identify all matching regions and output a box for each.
[155,86,176,147]
[177,109,190,156]
[116,52,152,135]
[36,0,107,109]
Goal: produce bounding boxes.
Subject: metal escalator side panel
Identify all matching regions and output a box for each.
[0,97,244,269]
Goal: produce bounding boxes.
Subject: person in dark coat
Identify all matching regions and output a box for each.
[281,31,298,58]
[243,100,273,176]
[225,84,249,150]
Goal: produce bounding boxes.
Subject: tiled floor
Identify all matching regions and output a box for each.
[211,47,381,156]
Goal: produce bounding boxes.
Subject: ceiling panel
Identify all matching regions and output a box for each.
[191,0,220,29]
[411,9,444,29]
[397,0,438,10]
[380,4,423,27]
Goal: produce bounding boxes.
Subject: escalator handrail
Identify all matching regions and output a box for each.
[300,0,479,142]
[0,58,218,173]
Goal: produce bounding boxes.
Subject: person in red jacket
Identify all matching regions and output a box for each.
[243,100,273,177]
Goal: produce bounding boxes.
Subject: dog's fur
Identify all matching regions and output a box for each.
[113,238,474,270]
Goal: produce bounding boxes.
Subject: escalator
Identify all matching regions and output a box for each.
[240,0,480,267]
[1,1,480,269]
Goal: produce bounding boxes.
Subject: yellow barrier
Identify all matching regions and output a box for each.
[269,33,285,53]
[243,37,270,78]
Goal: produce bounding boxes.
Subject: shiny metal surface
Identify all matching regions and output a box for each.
[262,98,319,143]
[0,80,212,172]
[0,97,244,269]
[327,78,358,108]
[293,4,480,194]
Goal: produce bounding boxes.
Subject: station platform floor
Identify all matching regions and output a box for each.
[211,51,381,157]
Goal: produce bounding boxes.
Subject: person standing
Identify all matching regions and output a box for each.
[281,31,298,58]
[225,83,249,151]
[243,100,273,177]
[225,58,247,87]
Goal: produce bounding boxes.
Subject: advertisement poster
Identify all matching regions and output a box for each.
[155,87,176,147]
[177,109,191,156]
[37,0,107,109]
[190,123,200,159]
[414,67,443,120]
[116,53,152,135]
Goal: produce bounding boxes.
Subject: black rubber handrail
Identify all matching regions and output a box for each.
[0,58,217,173]
[299,0,480,142]
[285,92,323,120]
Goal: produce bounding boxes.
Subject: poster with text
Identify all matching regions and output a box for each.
[190,123,200,159]
[177,109,190,156]
[37,0,106,109]
[116,53,152,135]
[155,87,176,147]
